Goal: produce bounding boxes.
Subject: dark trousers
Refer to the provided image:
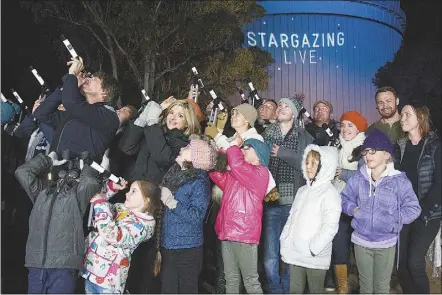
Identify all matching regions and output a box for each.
[28,268,77,294]
[125,240,160,294]
[325,214,353,282]
[332,214,353,265]
[398,218,441,294]
[161,246,203,294]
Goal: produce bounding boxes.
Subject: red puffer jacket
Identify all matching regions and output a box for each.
[209,146,270,244]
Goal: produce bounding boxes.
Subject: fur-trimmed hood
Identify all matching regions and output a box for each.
[302,144,338,186]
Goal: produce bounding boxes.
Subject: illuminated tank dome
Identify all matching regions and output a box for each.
[244,0,406,123]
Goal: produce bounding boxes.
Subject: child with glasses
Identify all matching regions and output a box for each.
[341,128,421,294]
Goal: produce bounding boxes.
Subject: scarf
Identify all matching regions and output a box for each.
[161,163,203,194]
[338,132,365,170]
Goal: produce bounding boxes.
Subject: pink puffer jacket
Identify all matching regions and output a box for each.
[209,146,270,244]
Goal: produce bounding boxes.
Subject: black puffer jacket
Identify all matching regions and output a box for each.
[305,119,340,146]
[119,122,189,183]
[397,132,441,221]
[15,154,102,270]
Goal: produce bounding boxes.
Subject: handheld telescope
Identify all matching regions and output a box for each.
[247,80,261,107]
[29,66,50,97]
[1,93,7,103]
[60,35,79,59]
[208,90,225,125]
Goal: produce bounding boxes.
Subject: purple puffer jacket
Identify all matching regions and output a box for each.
[341,163,421,245]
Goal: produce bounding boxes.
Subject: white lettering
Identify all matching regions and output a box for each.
[302,34,311,48]
[258,32,266,47]
[247,32,256,46]
[299,51,307,63]
[312,33,319,48]
[284,51,292,64]
[268,33,278,48]
[337,32,345,46]
[291,34,299,48]
[310,50,317,63]
[327,33,335,47]
[280,33,289,48]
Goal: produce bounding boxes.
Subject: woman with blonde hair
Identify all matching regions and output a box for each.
[396,101,441,294]
[118,97,201,293]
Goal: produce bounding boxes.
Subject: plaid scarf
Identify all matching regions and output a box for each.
[265,123,300,203]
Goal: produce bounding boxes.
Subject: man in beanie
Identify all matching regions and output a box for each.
[209,137,274,294]
[211,103,263,150]
[262,95,314,293]
[367,86,404,144]
[256,99,278,134]
[305,100,340,146]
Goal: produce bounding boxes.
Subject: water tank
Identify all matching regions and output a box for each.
[244,0,406,123]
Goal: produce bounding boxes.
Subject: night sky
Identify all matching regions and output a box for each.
[1,0,440,107]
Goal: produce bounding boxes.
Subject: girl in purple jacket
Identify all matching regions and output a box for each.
[341,129,421,294]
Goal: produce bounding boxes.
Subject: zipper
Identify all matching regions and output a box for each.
[415,137,428,199]
[371,186,375,234]
[55,119,73,155]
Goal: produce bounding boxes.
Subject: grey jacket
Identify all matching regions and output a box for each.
[15,154,102,270]
[264,124,314,205]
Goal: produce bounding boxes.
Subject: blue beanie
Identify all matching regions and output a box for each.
[362,128,394,156]
[1,101,20,125]
[244,138,271,167]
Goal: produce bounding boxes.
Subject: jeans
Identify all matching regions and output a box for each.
[354,244,396,294]
[398,218,441,294]
[222,241,262,294]
[28,268,77,294]
[85,280,115,294]
[161,247,203,294]
[262,204,291,293]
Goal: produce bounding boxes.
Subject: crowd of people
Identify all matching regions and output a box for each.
[1,55,441,294]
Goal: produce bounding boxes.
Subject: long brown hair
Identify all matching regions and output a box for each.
[134,180,163,276]
[406,102,432,138]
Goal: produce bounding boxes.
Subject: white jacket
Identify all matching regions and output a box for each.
[280,145,341,270]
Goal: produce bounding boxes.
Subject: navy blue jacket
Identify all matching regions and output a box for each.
[14,115,54,143]
[33,74,119,162]
[161,170,211,250]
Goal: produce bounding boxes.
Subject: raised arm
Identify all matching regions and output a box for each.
[92,200,155,248]
[227,145,269,197]
[14,154,52,204]
[33,87,63,129]
[60,74,119,130]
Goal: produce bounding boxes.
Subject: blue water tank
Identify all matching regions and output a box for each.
[244,0,406,123]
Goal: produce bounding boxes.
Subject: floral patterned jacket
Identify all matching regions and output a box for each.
[80,184,155,293]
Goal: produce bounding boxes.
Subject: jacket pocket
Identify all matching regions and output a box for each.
[84,236,119,278]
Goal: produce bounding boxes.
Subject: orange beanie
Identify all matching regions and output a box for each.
[340,111,368,132]
[187,98,204,122]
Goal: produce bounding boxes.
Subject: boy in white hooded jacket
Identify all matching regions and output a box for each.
[280,144,341,293]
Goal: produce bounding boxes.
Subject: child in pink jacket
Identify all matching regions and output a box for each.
[209,138,273,294]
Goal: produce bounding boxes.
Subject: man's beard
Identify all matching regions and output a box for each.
[380,107,397,119]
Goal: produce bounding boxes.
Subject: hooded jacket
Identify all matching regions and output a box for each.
[209,145,273,244]
[341,163,421,248]
[15,154,102,270]
[81,200,155,293]
[280,145,341,270]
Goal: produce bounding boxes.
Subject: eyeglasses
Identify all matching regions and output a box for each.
[361,148,383,156]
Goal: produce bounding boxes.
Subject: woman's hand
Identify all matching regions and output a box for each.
[161,96,176,110]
